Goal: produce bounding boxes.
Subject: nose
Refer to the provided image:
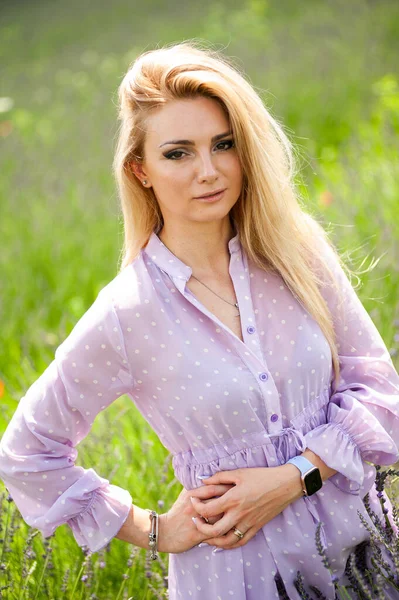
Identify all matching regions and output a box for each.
[196,151,219,182]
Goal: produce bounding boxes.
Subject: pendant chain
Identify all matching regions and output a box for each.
[190,274,240,316]
[157,233,240,316]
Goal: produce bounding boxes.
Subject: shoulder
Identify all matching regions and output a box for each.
[55,253,150,359]
[98,251,152,313]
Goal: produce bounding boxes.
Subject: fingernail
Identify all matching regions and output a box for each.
[190,496,195,502]
[196,475,209,479]
[212,547,224,553]
[191,517,197,524]
[197,542,208,547]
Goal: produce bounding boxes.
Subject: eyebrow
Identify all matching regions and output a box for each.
[159,130,233,148]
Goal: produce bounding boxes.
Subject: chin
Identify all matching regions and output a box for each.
[195,204,233,220]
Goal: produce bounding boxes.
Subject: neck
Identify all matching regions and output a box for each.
[158,219,236,277]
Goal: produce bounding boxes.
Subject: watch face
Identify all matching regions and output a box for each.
[304,468,322,496]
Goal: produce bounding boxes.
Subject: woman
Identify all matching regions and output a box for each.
[0,41,398,600]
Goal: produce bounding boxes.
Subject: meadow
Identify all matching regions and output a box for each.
[0,0,399,597]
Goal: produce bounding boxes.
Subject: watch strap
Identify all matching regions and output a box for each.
[286,456,320,496]
[286,455,316,475]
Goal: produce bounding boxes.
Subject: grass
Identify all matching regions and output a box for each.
[0,0,398,597]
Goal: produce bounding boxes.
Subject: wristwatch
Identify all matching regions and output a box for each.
[286,456,323,496]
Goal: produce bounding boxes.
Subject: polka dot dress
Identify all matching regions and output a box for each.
[0,230,398,599]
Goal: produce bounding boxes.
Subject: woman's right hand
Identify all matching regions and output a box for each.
[157,483,234,554]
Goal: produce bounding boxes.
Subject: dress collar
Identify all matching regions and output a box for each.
[143,230,241,281]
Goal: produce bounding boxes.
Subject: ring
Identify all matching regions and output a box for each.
[233,527,244,539]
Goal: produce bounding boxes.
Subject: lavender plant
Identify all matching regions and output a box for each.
[293,466,399,600]
[0,459,398,598]
[0,458,171,599]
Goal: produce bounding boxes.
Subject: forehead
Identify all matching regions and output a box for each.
[144,97,230,145]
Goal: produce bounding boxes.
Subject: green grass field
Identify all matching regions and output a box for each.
[1,0,399,597]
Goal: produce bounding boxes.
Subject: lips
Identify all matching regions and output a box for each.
[194,188,226,199]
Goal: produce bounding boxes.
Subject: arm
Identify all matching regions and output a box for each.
[114,504,154,550]
[0,287,135,553]
[303,233,399,494]
[285,448,337,486]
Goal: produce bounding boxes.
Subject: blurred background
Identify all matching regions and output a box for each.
[0,0,398,597]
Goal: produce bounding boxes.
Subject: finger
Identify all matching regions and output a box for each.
[195,513,223,526]
[199,470,240,487]
[208,525,256,549]
[190,494,226,518]
[206,513,224,525]
[201,497,222,506]
[189,483,233,500]
[191,510,236,538]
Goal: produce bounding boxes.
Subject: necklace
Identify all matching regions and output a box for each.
[190,274,240,316]
[157,233,240,316]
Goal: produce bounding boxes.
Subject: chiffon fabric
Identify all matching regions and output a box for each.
[1,229,399,599]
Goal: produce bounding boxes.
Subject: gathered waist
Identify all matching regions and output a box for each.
[172,427,307,490]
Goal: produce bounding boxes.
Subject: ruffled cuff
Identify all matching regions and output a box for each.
[27,469,132,553]
[66,484,132,553]
[305,422,366,494]
[304,390,399,495]
[326,393,399,465]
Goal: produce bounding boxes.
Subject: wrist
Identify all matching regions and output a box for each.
[156,513,169,554]
[283,463,306,501]
[301,449,337,481]
[146,509,160,559]
[115,504,157,551]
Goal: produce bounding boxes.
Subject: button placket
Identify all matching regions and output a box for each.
[170,241,281,433]
[229,250,264,363]
[229,252,284,432]
[257,371,280,428]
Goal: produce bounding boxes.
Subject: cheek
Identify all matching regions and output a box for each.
[159,165,191,187]
[227,156,243,183]
[152,169,190,212]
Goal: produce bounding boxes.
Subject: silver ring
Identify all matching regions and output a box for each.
[233,527,244,539]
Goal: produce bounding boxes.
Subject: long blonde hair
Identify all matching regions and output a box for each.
[112,40,357,391]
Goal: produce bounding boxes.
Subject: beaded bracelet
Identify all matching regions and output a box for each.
[145,509,159,560]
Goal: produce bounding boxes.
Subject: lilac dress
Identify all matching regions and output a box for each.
[1,230,399,600]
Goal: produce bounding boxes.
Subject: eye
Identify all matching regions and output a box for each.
[163,139,235,161]
[164,150,187,160]
[215,139,235,151]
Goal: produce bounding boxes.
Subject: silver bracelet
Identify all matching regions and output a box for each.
[145,509,159,560]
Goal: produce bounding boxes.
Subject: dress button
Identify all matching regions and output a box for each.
[270,413,279,423]
[247,326,256,334]
[259,372,268,381]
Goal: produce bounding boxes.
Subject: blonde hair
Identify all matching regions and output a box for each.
[112,40,357,391]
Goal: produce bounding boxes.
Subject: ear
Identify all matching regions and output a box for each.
[129,160,148,184]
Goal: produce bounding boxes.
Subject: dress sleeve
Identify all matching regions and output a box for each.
[304,234,399,495]
[0,287,135,553]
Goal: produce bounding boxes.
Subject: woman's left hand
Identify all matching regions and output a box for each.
[189,465,304,549]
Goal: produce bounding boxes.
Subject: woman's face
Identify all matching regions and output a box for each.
[134,96,243,227]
